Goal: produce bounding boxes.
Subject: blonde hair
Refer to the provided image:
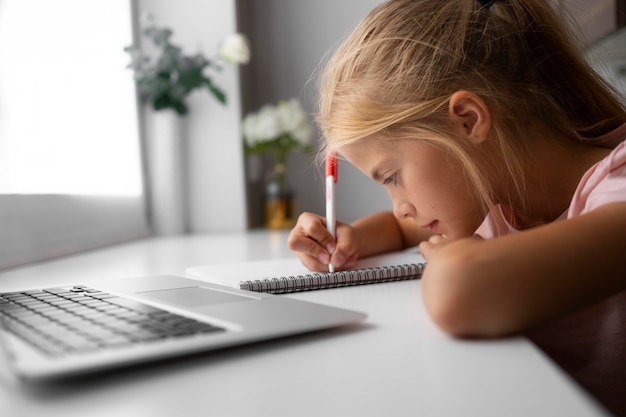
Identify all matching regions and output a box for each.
[318,0,626,211]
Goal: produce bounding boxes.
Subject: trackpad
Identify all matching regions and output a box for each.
[138,286,256,307]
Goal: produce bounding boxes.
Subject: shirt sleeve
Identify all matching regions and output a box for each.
[568,141,626,217]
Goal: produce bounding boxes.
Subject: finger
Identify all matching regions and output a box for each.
[288,215,334,265]
[296,253,332,272]
[329,223,357,270]
[288,233,331,265]
[418,240,434,260]
[428,234,447,245]
[343,252,359,270]
[296,213,336,252]
[328,250,358,271]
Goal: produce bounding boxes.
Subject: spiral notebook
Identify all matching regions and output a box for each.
[185,248,425,294]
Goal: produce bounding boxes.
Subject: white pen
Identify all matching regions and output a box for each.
[325,152,338,273]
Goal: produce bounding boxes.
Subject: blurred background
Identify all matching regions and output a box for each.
[0,0,624,270]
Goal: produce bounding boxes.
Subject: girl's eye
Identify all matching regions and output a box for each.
[383,174,396,186]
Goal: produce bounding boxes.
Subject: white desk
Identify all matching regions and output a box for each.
[0,230,611,417]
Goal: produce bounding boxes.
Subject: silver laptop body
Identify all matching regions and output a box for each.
[0,274,366,380]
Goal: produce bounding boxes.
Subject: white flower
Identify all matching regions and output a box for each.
[275,99,312,146]
[242,98,312,158]
[242,104,280,146]
[219,33,251,64]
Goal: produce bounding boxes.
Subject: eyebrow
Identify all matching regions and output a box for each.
[368,153,396,183]
[370,164,386,183]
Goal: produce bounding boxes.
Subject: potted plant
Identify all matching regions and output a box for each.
[124,16,251,234]
[124,16,250,115]
[242,98,313,228]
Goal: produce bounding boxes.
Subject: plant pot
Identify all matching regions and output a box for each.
[145,109,187,235]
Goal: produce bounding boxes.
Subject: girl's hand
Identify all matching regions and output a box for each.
[287,212,358,272]
[419,234,484,261]
[419,234,452,260]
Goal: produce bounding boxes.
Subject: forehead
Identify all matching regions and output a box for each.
[339,137,390,158]
[340,136,446,161]
[339,138,394,169]
[339,137,445,179]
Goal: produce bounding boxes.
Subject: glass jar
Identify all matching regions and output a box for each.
[264,163,296,229]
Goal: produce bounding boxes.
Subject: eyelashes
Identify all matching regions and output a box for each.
[383,174,397,186]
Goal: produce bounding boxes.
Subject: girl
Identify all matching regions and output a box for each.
[287,0,626,414]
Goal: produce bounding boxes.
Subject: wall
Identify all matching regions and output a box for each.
[136,0,248,232]
[587,27,626,101]
[561,0,618,45]
[239,0,391,227]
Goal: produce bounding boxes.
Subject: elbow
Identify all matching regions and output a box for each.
[422,257,483,338]
[421,247,516,339]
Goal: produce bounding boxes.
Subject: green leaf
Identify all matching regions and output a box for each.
[126,23,235,112]
[173,101,188,115]
[178,61,205,91]
[204,79,227,105]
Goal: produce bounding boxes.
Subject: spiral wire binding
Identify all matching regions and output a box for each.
[240,263,425,294]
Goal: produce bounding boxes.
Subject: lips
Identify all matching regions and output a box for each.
[420,220,440,234]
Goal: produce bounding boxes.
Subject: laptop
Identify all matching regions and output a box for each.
[0,274,366,381]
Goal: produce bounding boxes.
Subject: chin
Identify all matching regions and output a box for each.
[444,228,475,240]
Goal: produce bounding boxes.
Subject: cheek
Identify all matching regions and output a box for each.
[409,169,484,222]
[406,163,465,204]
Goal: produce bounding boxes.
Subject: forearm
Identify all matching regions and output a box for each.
[421,203,626,338]
[351,211,427,258]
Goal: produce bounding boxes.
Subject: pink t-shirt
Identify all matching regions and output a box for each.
[475,124,626,416]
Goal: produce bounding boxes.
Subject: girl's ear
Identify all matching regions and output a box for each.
[448,91,491,143]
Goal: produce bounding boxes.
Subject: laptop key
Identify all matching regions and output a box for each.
[1,288,227,357]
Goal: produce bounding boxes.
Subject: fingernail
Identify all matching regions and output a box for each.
[326,242,335,254]
[319,252,330,264]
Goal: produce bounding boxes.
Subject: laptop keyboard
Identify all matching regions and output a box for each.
[0,285,225,356]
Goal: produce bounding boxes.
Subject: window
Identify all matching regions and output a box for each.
[0,0,149,269]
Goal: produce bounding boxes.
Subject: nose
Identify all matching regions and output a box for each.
[393,200,416,220]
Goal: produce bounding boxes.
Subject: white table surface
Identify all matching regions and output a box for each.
[0,230,612,417]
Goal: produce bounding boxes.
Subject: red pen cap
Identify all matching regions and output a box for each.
[326,152,338,183]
